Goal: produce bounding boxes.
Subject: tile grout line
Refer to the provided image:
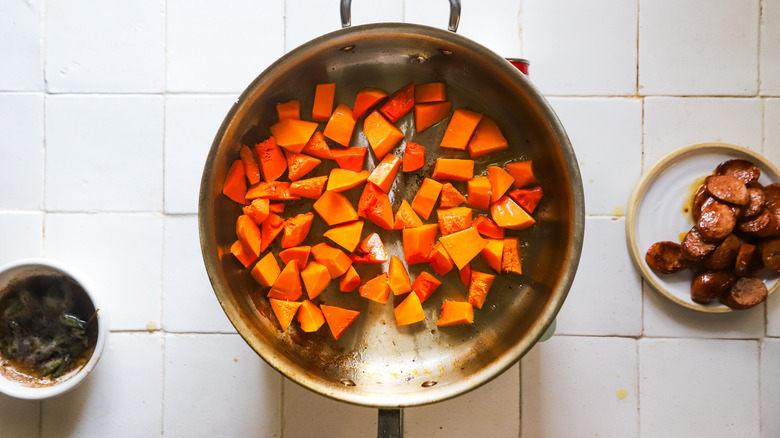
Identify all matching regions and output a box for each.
[160,1,169,436]
[39,0,48,435]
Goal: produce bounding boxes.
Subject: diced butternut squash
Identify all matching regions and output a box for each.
[326,168,369,192]
[411,271,441,303]
[357,182,394,229]
[481,238,504,272]
[505,160,537,188]
[283,150,321,181]
[411,178,443,220]
[323,103,357,147]
[230,240,256,268]
[367,154,402,193]
[388,255,412,295]
[364,110,404,160]
[323,220,364,252]
[239,145,261,185]
[379,82,414,122]
[437,207,473,236]
[321,305,360,340]
[402,142,425,172]
[245,181,299,201]
[268,260,303,301]
[394,292,424,326]
[403,224,439,264]
[281,212,314,248]
[236,214,262,259]
[488,166,515,204]
[439,227,488,270]
[439,182,467,208]
[467,177,492,209]
[276,100,300,121]
[313,190,359,226]
[251,252,282,287]
[414,82,447,103]
[339,265,361,292]
[243,198,270,225]
[429,242,455,276]
[467,116,508,158]
[255,136,287,182]
[437,301,474,326]
[394,199,424,229]
[491,196,536,230]
[508,187,543,214]
[301,130,334,160]
[278,246,311,269]
[311,242,353,278]
[440,109,483,150]
[223,160,249,204]
[415,101,452,133]
[350,233,388,263]
[269,202,285,214]
[312,83,336,122]
[269,118,318,153]
[502,237,522,274]
[359,273,390,303]
[289,175,328,199]
[473,215,505,239]
[459,264,471,287]
[259,212,285,252]
[353,88,388,120]
[297,299,325,332]
[432,158,474,181]
[331,147,367,172]
[269,299,301,331]
[467,270,495,309]
[300,261,331,299]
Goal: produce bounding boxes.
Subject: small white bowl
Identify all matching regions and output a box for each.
[0,258,109,399]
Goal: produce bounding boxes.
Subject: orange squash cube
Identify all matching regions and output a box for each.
[300,261,331,299]
[313,190,359,226]
[436,301,474,326]
[353,87,388,120]
[367,154,402,193]
[432,158,474,182]
[281,212,313,249]
[357,182,394,230]
[505,160,538,188]
[467,116,508,158]
[301,131,333,160]
[331,147,367,172]
[276,100,300,121]
[259,212,285,252]
[487,165,515,204]
[473,215,505,239]
[379,82,414,123]
[468,270,495,309]
[411,271,442,303]
[480,238,504,272]
[289,175,328,199]
[243,198,270,225]
[415,101,452,133]
[394,199,424,229]
[436,207,473,236]
[326,168,370,192]
[467,177,492,209]
[359,273,390,303]
[323,220,364,252]
[363,110,404,160]
[388,255,412,295]
[411,178,443,220]
[350,233,388,263]
[439,182,467,208]
[339,265,361,292]
[321,305,360,340]
[269,118,319,153]
[415,82,447,103]
[230,240,255,268]
[297,299,326,332]
[245,181,299,201]
[459,264,471,287]
[440,109,483,150]
[267,260,303,301]
[429,242,455,276]
[394,292,424,326]
[312,83,336,122]
[278,246,311,269]
[239,145,261,185]
[236,214,262,260]
[223,160,249,205]
[508,186,543,214]
[323,103,357,147]
[311,242,353,278]
[251,252,281,287]
[439,227,488,270]
[403,224,439,264]
[402,142,425,172]
[502,237,522,274]
[490,196,536,230]
[283,150,321,181]
[254,136,287,182]
[269,298,302,331]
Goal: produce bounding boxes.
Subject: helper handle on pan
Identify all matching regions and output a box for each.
[340,0,462,32]
[378,408,403,438]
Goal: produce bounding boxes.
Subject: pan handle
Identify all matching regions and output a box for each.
[340,0,462,32]
[378,408,403,438]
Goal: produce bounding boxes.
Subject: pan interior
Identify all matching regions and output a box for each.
[199,23,582,408]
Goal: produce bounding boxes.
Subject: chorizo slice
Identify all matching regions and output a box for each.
[697,200,737,241]
[681,227,717,261]
[705,233,741,270]
[765,184,780,204]
[741,187,766,220]
[691,271,736,304]
[691,185,712,222]
[705,175,749,206]
[734,243,762,277]
[737,208,780,238]
[758,237,780,272]
[645,241,690,274]
[720,277,767,309]
[715,159,761,187]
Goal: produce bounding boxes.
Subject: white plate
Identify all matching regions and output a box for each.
[626,143,780,313]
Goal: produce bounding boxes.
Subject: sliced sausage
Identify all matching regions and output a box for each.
[720,277,768,309]
[691,185,712,222]
[645,241,690,274]
[716,159,761,186]
[705,233,741,270]
[741,187,766,220]
[737,208,780,238]
[764,184,780,204]
[758,237,780,272]
[734,243,762,276]
[766,201,780,236]
[698,200,737,241]
[705,175,749,205]
[681,227,717,261]
[691,271,736,304]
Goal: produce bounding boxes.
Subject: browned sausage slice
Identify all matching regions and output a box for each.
[758,237,780,272]
[720,277,767,309]
[705,233,741,270]
[691,185,712,222]
[691,271,736,304]
[765,184,780,204]
[681,227,717,261]
[705,175,749,205]
[737,208,780,237]
[716,159,761,186]
[645,241,690,274]
[741,187,766,219]
[734,243,761,276]
[698,200,737,241]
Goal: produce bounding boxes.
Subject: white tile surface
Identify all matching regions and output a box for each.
[283,379,376,437]
[556,217,642,336]
[547,97,643,215]
[762,0,780,95]
[166,0,284,93]
[764,98,780,166]
[0,395,39,438]
[0,0,43,91]
[45,95,163,212]
[0,212,43,266]
[761,339,780,438]
[404,364,520,438]
[41,333,163,438]
[164,95,236,214]
[352,0,403,27]
[162,215,234,332]
[285,0,342,52]
[45,0,164,93]
[521,336,638,438]
[643,97,763,168]
[639,338,760,437]
[523,0,638,95]
[163,334,281,437]
[44,213,163,331]
[0,93,44,210]
[638,0,759,96]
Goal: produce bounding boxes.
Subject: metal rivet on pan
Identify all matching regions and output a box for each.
[421,380,437,388]
[340,379,356,387]
[341,45,355,52]
[439,49,453,56]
